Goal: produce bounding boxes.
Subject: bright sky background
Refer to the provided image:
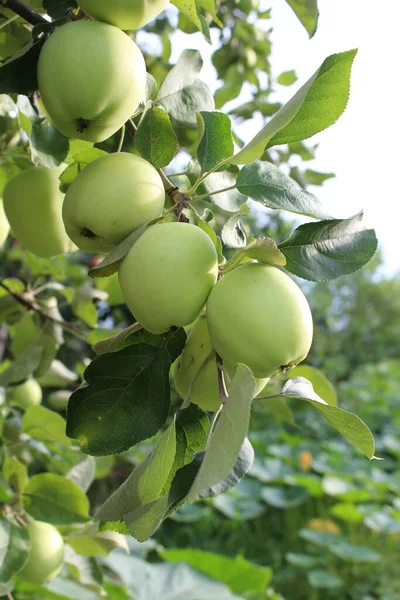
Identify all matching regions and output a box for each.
[166,0,400,276]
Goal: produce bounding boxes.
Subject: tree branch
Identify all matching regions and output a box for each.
[4,0,47,25]
[0,281,88,342]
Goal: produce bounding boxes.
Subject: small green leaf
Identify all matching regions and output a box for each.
[172,0,212,41]
[136,106,178,168]
[66,457,96,493]
[279,213,378,281]
[236,161,331,219]
[284,0,319,37]
[221,207,249,248]
[2,457,28,492]
[261,485,308,508]
[188,364,256,500]
[22,405,70,446]
[308,570,343,589]
[197,111,234,173]
[231,50,357,164]
[29,119,69,168]
[287,365,337,406]
[65,526,128,557]
[158,50,214,125]
[23,473,90,525]
[277,69,297,86]
[242,237,286,266]
[280,377,376,458]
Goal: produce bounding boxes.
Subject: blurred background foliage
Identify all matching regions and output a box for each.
[1,0,399,598]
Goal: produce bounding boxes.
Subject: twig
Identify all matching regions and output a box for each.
[4,0,47,25]
[7,592,14,600]
[216,355,229,404]
[0,281,88,342]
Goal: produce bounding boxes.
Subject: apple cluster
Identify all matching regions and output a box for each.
[2,4,314,415]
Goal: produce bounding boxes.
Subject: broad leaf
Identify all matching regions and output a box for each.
[66,457,96,493]
[65,526,128,557]
[188,364,256,500]
[278,213,378,281]
[2,457,28,493]
[284,0,319,37]
[29,119,69,168]
[172,0,211,41]
[197,111,234,173]
[287,365,337,406]
[136,106,178,168]
[236,161,331,219]
[231,50,357,164]
[22,405,71,446]
[162,549,272,595]
[261,485,308,508]
[66,342,174,455]
[220,205,250,248]
[158,50,214,125]
[23,473,90,525]
[280,377,375,458]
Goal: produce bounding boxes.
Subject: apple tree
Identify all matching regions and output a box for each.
[0,0,379,596]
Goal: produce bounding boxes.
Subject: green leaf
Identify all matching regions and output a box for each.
[72,300,97,328]
[145,73,158,101]
[329,502,363,524]
[277,69,297,86]
[286,552,319,568]
[199,437,255,498]
[63,547,103,596]
[23,473,90,525]
[136,106,178,168]
[104,554,242,599]
[66,457,96,493]
[261,485,308,508]
[66,342,176,455]
[308,570,343,589]
[236,161,331,219]
[280,377,376,458]
[0,37,45,95]
[158,50,214,125]
[172,0,211,41]
[241,237,287,266]
[22,405,71,446]
[162,549,272,595]
[0,519,30,584]
[29,119,69,168]
[0,344,43,386]
[2,457,28,492]
[212,495,266,521]
[231,50,357,164]
[287,365,337,406]
[329,540,380,563]
[284,0,319,37]
[95,421,177,522]
[197,111,234,173]
[188,364,256,500]
[196,0,223,26]
[59,148,107,193]
[220,206,249,248]
[278,213,378,281]
[215,65,243,109]
[65,526,128,557]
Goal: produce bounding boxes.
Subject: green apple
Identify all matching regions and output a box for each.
[62,153,165,253]
[48,390,71,411]
[19,521,64,585]
[3,167,74,258]
[206,263,313,378]
[79,0,170,30]
[0,198,9,246]
[118,223,218,334]
[7,378,42,410]
[174,316,269,411]
[37,20,146,142]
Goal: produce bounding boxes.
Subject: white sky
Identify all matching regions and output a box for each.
[166,0,400,276]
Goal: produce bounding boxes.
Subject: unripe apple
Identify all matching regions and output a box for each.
[118,223,218,334]
[19,521,64,585]
[62,153,165,253]
[206,263,313,378]
[0,198,9,247]
[3,167,74,258]
[78,0,170,30]
[37,20,146,142]
[7,378,42,410]
[48,390,71,411]
[174,316,269,411]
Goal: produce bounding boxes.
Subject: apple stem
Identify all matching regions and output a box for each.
[216,356,228,404]
[3,0,47,25]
